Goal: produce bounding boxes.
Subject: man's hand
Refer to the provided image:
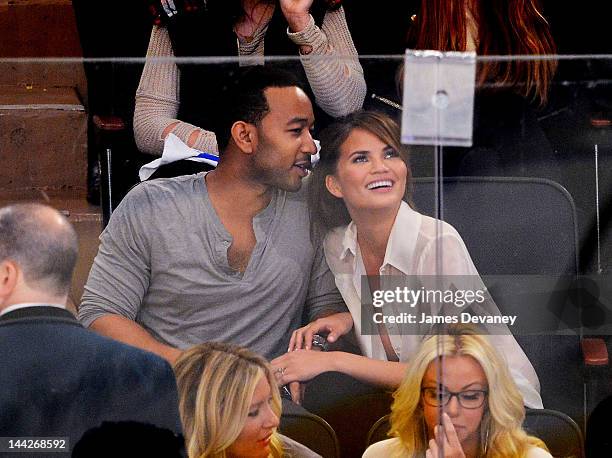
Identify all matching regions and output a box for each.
[288,312,353,351]
[279,0,313,32]
[425,413,466,458]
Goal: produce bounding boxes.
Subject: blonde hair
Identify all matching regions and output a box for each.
[389,326,548,457]
[174,342,283,458]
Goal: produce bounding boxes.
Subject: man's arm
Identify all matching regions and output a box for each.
[90,314,182,364]
[79,184,179,362]
[304,235,349,321]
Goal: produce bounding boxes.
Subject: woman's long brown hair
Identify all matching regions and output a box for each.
[408,0,557,104]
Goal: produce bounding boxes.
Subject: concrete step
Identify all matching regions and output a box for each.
[0,85,87,195]
[0,0,82,58]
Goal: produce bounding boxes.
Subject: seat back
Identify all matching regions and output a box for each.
[524,409,585,458]
[280,411,340,458]
[411,177,583,422]
[366,414,391,447]
[411,177,578,276]
[367,410,584,458]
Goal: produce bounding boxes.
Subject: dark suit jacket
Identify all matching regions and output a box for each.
[0,306,183,454]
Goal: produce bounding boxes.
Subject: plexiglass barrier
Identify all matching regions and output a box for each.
[0,54,610,453]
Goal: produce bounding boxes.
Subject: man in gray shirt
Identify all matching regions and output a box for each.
[79,67,347,365]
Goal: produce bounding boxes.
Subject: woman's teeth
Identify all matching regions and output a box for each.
[367,180,393,190]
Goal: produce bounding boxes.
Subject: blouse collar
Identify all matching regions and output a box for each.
[339,201,422,275]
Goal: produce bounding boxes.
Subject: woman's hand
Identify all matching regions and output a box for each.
[288,312,353,351]
[272,349,332,385]
[425,413,466,458]
[279,0,314,32]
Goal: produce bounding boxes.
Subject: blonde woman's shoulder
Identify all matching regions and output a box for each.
[362,438,407,458]
[279,434,322,458]
[526,446,553,458]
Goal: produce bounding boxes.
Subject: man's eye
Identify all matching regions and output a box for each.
[289,128,302,135]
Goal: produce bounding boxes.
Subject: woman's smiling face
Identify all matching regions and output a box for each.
[325,128,408,214]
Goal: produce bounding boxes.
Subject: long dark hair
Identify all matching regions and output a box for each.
[407,0,557,104]
[308,110,413,241]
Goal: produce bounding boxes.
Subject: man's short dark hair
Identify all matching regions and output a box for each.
[73,421,185,457]
[215,66,306,151]
[0,203,78,296]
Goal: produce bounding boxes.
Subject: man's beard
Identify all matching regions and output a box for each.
[248,142,302,193]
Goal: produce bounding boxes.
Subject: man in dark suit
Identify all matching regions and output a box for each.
[0,203,183,455]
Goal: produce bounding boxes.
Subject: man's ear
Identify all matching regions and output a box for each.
[230,121,257,154]
[325,174,343,199]
[0,260,19,302]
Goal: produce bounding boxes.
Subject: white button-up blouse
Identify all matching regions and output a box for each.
[323,201,543,409]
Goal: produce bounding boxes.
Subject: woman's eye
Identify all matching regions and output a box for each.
[352,154,367,163]
[248,409,259,417]
[385,149,400,158]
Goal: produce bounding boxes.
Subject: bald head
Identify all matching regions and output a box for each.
[0,203,78,297]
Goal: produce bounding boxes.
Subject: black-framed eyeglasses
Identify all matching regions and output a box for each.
[421,387,488,409]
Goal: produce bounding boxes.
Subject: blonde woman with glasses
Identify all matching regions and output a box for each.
[363,326,551,458]
[174,342,320,458]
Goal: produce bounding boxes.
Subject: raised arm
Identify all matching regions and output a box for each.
[133,25,219,156]
[285,6,366,117]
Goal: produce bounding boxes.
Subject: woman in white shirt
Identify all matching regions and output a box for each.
[362,327,552,458]
[271,110,542,409]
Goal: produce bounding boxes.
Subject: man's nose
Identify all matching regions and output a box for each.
[303,131,317,155]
